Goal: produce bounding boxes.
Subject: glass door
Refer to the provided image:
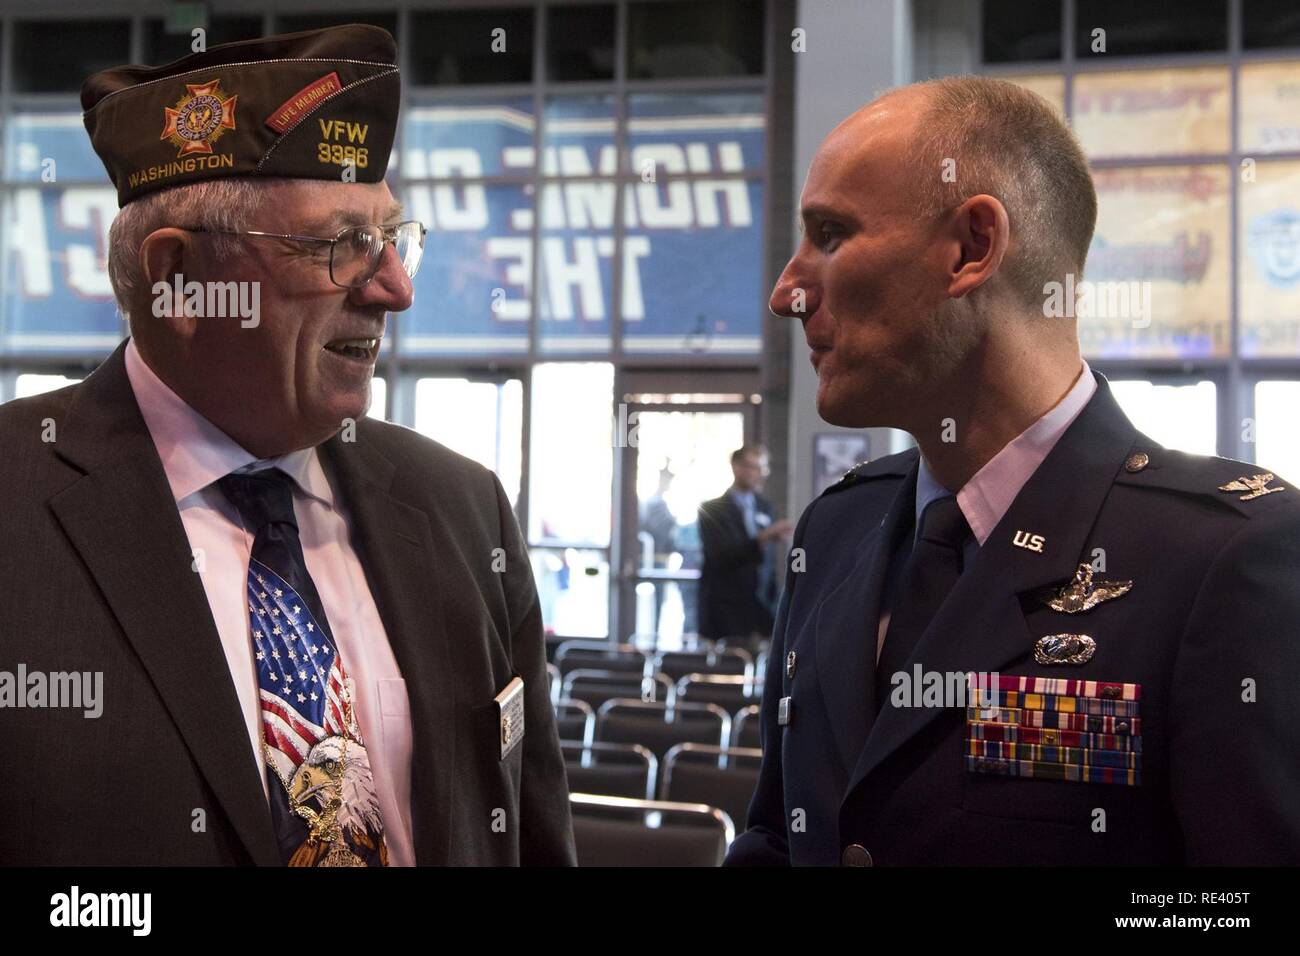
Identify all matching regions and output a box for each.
[617,402,753,649]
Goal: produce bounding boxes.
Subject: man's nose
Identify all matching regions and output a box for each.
[769,258,819,320]
[349,242,414,312]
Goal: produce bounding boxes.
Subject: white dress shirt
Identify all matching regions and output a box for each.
[124,339,415,866]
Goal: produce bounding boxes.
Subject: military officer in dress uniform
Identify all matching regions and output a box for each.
[725,76,1300,865]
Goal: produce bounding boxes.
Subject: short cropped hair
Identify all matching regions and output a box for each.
[906,75,1097,309]
[107,178,271,333]
[731,443,768,466]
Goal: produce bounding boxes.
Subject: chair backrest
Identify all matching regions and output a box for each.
[555,641,649,678]
[661,744,762,834]
[595,699,730,762]
[561,741,657,800]
[675,672,762,711]
[653,648,754,683]
[554,698,595,748]
[546,663,562,707]
[569,794,734,867]
[563,669,673,711]
[733,705,761,750]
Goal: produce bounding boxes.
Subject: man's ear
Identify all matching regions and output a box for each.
[138,227,193,330]
[946,193,1010,300]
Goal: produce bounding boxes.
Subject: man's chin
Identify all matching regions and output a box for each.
[816,384,876,429]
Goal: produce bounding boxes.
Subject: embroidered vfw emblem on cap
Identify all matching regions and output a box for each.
[160,79,238,157]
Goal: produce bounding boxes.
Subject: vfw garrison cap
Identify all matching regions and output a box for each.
[81,24,399,207]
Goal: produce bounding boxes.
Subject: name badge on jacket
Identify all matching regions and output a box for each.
[965,674,1142,786]
[495,676,525,760]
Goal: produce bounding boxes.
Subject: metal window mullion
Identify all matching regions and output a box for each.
[384,2,410,422]
[610,0,629,364]
[1,14,12,352]
[527,0,545,366]
[517,361,532,541]
[605,0,633,645]
[1062,0,1075,121]
[1225,0,1243,460]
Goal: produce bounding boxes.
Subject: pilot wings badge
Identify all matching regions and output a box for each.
[1041,563,1132,614]
[1218,473,1284,502]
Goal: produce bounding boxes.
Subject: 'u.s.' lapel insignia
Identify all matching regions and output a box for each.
[1218,473,1284,501]
[1034,633,1097,666]
[1042,563,1132,613]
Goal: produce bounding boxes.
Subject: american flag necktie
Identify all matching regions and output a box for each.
[218,467,388,867]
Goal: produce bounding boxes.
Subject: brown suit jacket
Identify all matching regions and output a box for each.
[0,341,575,865]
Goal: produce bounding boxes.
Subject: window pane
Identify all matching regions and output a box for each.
[530,547,609,638]
[2,187,121,354]
[413,377,523,506]
[1240,160,1300,357]
[542,94,615,176]
[13,20,130,93]
[4,108,107,184]
[537,181,614,353]
[546,4,615,81]
[400,95,534,179]
[627,92,765,173]
[400,182,532,355]
[144,16,265,64]
[620,180,764,356]
[408,8,533,86]
[1083,166,1230,358]
[1074,0,1226,57]
[276,12,397,38]
[1072,67,1230,159]
[982,0,1062,64]
[367,376,388,422]
[627,0,764,80]
[529,363,613,547]
[1239,62,1300,155]
[14,372,82,399]
[1108,380,1217,456]
[1002,73,1066,117]
[1254,382,1300,480]
[1244,0,1300,50]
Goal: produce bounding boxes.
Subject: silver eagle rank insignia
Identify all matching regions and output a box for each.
[1218,473,1284,502]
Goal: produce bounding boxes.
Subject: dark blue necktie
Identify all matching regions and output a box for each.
[874,495,971,714]
[218,467,388,867]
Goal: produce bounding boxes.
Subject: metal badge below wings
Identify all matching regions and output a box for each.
[1034,633,1097,666]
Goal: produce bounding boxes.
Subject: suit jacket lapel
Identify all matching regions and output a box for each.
[318,432,455,866]
[846,375,1140,796]
[813,461,917,777]
[49,343,281,865]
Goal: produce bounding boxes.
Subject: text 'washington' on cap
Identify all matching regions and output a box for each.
[81,24,399,207]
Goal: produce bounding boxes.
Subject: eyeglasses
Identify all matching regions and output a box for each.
[182,220,427,289]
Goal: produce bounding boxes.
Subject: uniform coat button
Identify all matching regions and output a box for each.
[842,844,873,867]
[1125,452,1150,473]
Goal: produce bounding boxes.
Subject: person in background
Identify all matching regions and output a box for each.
[698,444,793,652]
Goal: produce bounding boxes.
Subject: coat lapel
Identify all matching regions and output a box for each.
[813,458,917,777]
[845,375,1140,797]
[49,343,281,865]
[318,432,455,866]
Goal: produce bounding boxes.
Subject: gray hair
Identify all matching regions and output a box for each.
[905,75,1098,310]
[107,179,268,328]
